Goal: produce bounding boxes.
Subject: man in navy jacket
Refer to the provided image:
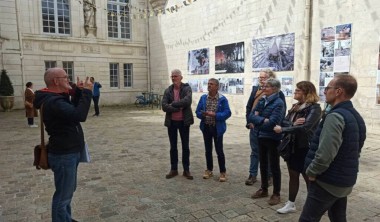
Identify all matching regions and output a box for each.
[299,74,366,221]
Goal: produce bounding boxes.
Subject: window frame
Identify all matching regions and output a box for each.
[109,63,119,88]
[123,63,133,88]
[107,0,131,40]
[62,61,74,82]
[41,0,71,35]
[44,61,57,70]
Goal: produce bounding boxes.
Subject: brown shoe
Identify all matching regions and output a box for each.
[183,171,194,180]
[268,194,281,205]
[245,175,257,185]
[165,170,178,179]
[251,188,269,199]
[219,172,227,182]
[203,170,213,179]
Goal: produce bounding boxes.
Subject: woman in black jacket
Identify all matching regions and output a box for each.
[273,81,322,214]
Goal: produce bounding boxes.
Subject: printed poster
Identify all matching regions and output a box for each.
[252,33,295,72]
[215,42,245,74]
[188,48,210,75]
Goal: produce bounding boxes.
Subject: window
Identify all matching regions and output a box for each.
[45,61,57,70]
[107,0,131,39]
[42,0,71,34]
[123,63,133,87]
[110,63,119,88]
[63,61,74,81]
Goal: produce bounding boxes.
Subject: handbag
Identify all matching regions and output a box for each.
[33,103,50,170]
[277,134,292,161]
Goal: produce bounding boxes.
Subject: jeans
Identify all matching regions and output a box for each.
[168,120,190,171]
[93,96,100,115]
[258,138,281,194]
[202,125,226,173]
[249,129,271,177]
[48,152,80,222]
[299,182,348,222]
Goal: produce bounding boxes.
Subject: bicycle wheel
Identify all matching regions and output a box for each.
[135,98,144,108]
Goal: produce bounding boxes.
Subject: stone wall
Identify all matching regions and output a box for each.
[149,0,380,133]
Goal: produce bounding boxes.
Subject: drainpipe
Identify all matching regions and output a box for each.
[15,0,25,91]
[146,1,151,93]
[303,0,312,81]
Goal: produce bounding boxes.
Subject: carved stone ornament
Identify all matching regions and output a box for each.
[149,0,167,11]
[83,0,97,37]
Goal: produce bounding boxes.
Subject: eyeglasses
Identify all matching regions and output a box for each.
[171,75,180,78]
[259,76,268,79]
[324,86,338,92]
[261,85,273,89]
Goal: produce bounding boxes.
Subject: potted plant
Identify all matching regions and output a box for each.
[0,69,15,111]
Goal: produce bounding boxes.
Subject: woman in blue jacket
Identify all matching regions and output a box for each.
[249,78,285,206]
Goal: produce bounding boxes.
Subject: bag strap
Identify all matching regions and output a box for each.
[40,103,45,150]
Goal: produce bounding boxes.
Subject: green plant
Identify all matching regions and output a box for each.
[0,69,14,96]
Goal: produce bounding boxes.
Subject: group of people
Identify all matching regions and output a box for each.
[162,69,231,182]
[162,68,366,221]
[32,67,365,221]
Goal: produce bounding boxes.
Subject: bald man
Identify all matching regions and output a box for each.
[34,68,93,222]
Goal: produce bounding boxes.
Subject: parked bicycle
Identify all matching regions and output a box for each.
[135,92,161,108]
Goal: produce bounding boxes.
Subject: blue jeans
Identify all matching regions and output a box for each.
[48,152,80,222]
[299,182,347,222]
[168,120,190,171]
[202,125,226,173]
[249,129,271,177]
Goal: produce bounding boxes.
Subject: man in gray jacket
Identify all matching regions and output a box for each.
[162,69,194,180]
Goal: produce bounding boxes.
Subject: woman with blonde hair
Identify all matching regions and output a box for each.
[273,81,322,213]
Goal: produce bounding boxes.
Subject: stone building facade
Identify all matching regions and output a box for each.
[1,0,380,132]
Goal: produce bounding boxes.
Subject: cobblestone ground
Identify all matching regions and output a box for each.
[0,106,379,222]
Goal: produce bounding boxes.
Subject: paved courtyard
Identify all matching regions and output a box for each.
[0,106,379,222]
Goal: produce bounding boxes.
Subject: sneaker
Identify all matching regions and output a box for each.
[219,172,227,182]
[203,170,213,179]
[165,170,178,179]
[29,124,38,128]
[245,175,257,185]
[277,201,296,214]
[268,194,281,205]
[251,188,269,199]
[183,171,194,180]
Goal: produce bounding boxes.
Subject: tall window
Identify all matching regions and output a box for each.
[123,63,133,87]
[42,0,71,34]
[107,0,131,39]
[45,61,57,70]
[63,61,74,81]
[110,63,119,88]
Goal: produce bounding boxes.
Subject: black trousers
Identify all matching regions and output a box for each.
[93,96,100,115]
[258,138,281,194]
[167,120,190,171]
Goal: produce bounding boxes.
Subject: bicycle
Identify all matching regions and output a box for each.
[135,92,161,108]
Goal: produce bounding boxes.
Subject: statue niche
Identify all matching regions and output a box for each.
[83,0,97,37]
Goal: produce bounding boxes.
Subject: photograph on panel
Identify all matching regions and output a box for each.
[334,39,351,57]
[321,41,335,58]
[336,23,352,40]
[321,27,335,42]
[188,79,199,93]
[215,42,245,74]
[218,78,229,94]
[319,72,334,87]
[319,86,326,102]
[199,79,209,93]
[252,33,295,72]
[280,76,293,97]
[188,48,210,75]
[320,57,334,72]
[228,78,244,94]
[333,56,350,73]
